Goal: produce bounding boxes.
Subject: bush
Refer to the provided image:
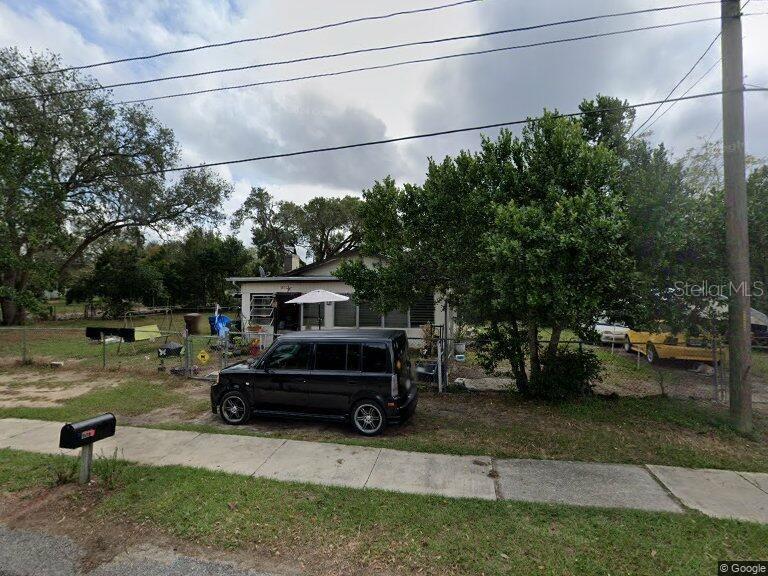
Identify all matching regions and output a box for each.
[532,347,603,401]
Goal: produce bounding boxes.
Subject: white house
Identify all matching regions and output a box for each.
[227,251,450,340]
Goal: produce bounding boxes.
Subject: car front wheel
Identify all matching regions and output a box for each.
[351,400,386,436]
[219,391,251,425]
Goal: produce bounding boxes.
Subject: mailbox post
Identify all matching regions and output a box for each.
[59,413,116,484]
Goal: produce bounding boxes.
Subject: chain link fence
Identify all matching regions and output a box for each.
[0,326,273,378]
[419,335,768,409]
[2,325,766,409]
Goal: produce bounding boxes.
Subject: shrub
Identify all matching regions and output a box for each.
[532,347,603,401]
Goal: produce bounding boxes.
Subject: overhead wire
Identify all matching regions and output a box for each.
[1,15,727,104]
[112,88,767,178]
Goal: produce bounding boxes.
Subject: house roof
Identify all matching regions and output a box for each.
[227,249,360,283]
[283,249,359,277]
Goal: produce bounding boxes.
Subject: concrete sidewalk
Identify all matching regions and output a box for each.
[2,418,767,523]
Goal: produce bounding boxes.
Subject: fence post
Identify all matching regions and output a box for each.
[101,333,106,370]
[437,339,444,393]
[185,332,191,377]
[21,326,28,364]
[636,348,641,369]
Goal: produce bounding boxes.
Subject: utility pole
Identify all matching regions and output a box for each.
[721,0,752,432]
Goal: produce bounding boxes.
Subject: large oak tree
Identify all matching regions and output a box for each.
[0,48,231,324]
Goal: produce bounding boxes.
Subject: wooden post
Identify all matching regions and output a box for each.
[79,443,93,484]
[721,0,752,432]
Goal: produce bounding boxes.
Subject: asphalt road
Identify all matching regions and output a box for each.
[0,525,276,576]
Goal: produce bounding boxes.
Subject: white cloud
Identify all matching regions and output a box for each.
[2,0,768,239]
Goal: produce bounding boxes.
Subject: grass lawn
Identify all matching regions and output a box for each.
[2,364,766,472]
[166,391,768,472]
[0,321,190,374]
[754,349,768,381]
[1,449,766,576]
[0,368,208,422]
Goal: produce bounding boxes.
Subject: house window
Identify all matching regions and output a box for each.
[302,303,324,328]
[358,302,382,327]
[250,293,275,325]
[334,299,356,327]
[409,293,435,328]
[384,309,408,328]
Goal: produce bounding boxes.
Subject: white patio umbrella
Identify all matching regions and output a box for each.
[285,290,349,329]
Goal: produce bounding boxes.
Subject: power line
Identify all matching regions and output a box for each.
[119,88,766,178]
[2,15,725,105]
[630,0,761,137]
[65,17,734,110]
[630,32,721,137]
[643,57,721,133]
[3,0,484,81]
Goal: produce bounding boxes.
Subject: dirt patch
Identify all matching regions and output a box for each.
[0,486,394,576]
[0,369,124,408]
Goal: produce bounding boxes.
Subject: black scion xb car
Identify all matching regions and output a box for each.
[211,330,417,435]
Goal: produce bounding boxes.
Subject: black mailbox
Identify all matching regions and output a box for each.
[59,413,116,449]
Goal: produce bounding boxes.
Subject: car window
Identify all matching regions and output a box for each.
[362,342,390,373]
[347,343,361,371]
[315,343,347,371]
[268,342,310,370]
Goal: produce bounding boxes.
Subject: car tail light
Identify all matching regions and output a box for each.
[391,374,398,398]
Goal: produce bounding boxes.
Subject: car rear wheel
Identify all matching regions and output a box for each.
[623,336,632,353]
[351,400,386,436]
[646,344,657,364]
[219,391,251,425]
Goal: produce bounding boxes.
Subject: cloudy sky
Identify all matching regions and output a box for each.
[2,0,767,245]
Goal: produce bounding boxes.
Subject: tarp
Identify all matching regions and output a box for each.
[209,314,231,337]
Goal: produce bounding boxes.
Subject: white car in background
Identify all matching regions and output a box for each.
[593,318,629,345]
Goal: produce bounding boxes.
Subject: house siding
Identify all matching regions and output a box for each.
[236,277,447,341]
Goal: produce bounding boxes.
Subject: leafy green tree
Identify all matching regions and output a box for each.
[337,113,630,397]
[0,133,63,323]
[748,166,768,312]
[0,48,231,323]
[67,244,166,318]
[579,94,636,157]
[146,229,253,307]
[231,187,299,275]
[232,187,362,273]
[293,196,362,261]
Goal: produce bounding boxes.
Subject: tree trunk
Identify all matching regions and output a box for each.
[0,298,21,326]
[545,326,562,363]
[508,320,529,394]
[528,323,541,384]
